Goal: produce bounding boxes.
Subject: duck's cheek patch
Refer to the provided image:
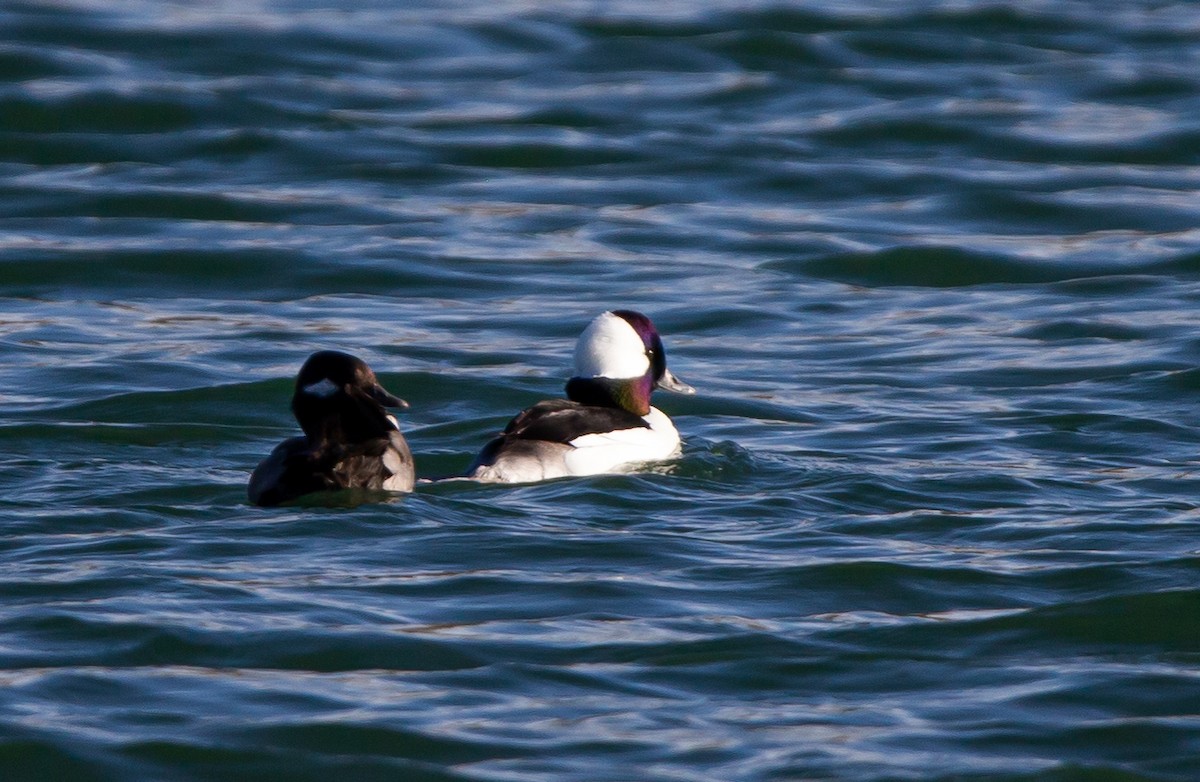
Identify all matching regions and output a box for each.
[302,378,340,398]
[575,311,652,379]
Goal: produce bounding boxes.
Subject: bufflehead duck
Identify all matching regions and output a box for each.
[248,350,414,506]
[467,310,695,483]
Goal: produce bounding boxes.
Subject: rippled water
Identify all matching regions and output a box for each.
[3,1,1200,780]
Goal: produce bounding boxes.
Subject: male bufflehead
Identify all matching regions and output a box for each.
[467,310,695,483]
[248,350,414,506]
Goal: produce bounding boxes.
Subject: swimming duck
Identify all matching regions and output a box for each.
[248,350,414,506]
[467,310,694,483]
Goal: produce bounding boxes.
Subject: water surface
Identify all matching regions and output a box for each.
[2,1,1199,780]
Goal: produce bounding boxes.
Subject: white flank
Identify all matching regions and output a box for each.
[563,407,681,475]
[470,408,682,483]
[470,442,574,483]
[574,311,651,379]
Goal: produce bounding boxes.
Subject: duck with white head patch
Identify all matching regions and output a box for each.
[248,350,414,506]
[467,310,695,483]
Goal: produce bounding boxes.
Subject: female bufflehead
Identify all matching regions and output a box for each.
[467,310,695,483]
[248,350,414,506]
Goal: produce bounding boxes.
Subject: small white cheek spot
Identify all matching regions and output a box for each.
[302,378,340,398]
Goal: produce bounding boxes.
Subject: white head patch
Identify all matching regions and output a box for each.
[302,377,340,398]
[574,311,651,379]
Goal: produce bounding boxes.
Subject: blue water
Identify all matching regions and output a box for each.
[2,1,1199,780]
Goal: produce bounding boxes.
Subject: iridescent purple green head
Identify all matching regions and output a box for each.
[291,350,408,442]
[567,310,694,415]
